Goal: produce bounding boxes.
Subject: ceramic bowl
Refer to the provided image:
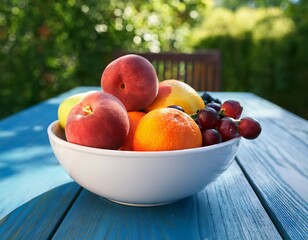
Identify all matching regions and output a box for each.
[47,120,241,206]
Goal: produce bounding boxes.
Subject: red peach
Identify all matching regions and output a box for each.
[101,54,159,111]
[65,91,129,150]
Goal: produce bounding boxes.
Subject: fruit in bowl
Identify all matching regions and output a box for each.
[57,91,96,129]
[145,79,205,115]
[101,54,159,111]
[119,111,146,151]
[48,54,262,206]
[133,108,202,151]
[65,91,130,150]
[47,120,241,206]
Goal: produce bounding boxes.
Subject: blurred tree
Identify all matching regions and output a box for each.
[188,2,308,119]
[0,0,206,119]
[0,0,307,119]
[215,0,302,9]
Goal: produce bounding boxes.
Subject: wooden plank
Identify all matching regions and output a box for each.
[214,92,308,240]
[1,87,304,239]
[0,87,95,219]
[0,182,80,239]
[52,161,281,240]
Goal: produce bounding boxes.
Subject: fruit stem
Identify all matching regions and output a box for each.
[82,105,93,115]
[218,109,225,118]
[190,112,198,121]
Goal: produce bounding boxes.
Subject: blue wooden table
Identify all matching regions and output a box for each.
[0,87,307,240]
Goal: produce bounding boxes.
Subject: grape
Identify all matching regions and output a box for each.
[197,107,220,130]
[213,98,221,104]
[217,117,238,141]
[193,96,262,143]
[202,129,222,146]
[238,117,262,139]
[206,102,221,112]
[167,105,185,112]
[201,92,214,104]
[197,123,205,133]
[220,100,243,119]
[201,92,221,104]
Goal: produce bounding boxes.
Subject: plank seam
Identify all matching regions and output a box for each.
[235,157,286,239]
[47,187,83,240]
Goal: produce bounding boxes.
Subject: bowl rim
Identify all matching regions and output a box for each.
[47,120,241,157]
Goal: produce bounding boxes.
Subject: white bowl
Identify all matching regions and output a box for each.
[47,120,241,206]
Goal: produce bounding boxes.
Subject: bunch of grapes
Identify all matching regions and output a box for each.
[194,92,262,147]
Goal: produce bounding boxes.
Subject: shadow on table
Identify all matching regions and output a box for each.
[52,189,210,239]
[0,182,81,239]
[1,182,210,240]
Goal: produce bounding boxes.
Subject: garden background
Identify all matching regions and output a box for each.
[1,0,307,119]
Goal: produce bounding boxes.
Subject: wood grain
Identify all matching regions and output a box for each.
[0,182,80,239]
[215,92,308,240]
[1,87,305,239]
[0,87,93,219]
[52,162,281,240]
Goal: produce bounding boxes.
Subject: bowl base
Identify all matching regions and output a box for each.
[107,198,174,207]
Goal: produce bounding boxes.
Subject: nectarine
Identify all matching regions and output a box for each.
[101,54,159,111]
[65,92,130,150]
[58,91,96,129]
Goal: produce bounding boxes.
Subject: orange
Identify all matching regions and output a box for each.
[133,108,202,151]
[119,111,146,151]
[144,79,205,115]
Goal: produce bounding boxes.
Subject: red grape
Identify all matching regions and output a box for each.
[206,102,221,112]
[191,95,262,144]
[202,129,222,146]
[197,107,220,130]
[238,117,262,139]
[197,123,205,133]
[220,100,243,119]
[217,117,238,141]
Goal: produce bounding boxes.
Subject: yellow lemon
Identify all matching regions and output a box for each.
[145,79,205,115]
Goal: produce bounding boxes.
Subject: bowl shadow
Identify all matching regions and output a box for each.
[0,183,210,240]
[52,188,210,239]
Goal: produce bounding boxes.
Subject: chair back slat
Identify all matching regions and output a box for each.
[113,51,222,91]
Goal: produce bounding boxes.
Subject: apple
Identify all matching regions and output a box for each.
[58,91,96,129]
[101,54,159,111]
[65,91,130,150]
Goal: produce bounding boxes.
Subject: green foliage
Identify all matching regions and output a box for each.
[0,0,205,118]
[0,0,307,119]
[189,6,308,119]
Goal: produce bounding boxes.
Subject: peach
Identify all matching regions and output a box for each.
[57,91,96,129]
[65,91,129,150]
[101,54,159,111]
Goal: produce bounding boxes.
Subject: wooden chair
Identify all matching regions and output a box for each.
[113,50,222,91]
